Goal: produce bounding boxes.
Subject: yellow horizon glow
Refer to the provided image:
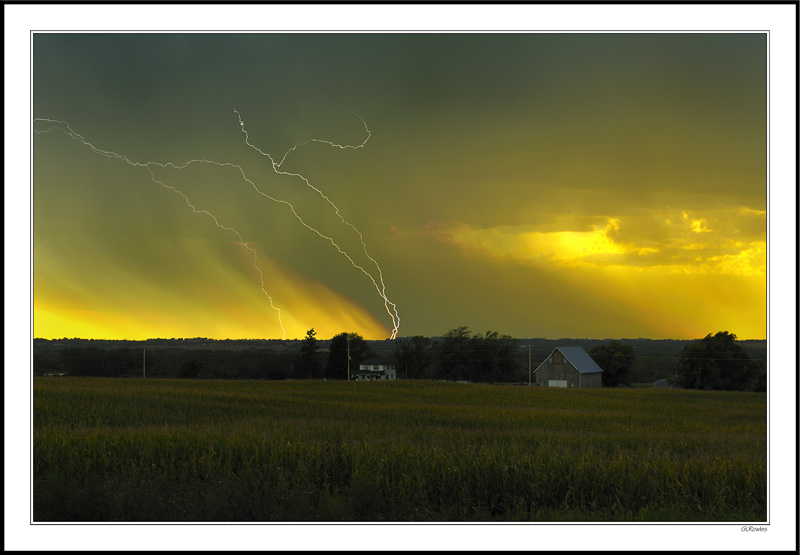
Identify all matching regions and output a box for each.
[33,260,391,341]
[422,208,766,340]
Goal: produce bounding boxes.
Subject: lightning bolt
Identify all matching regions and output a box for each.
[235,109,400,339]
[33,113,401,340]
[33,117,288,338]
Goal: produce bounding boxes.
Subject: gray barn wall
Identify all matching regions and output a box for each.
[534,350,602,388]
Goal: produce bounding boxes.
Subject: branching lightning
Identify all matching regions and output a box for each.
[33,112,401,339]
[34,118,288,338]
[235,109,400,339]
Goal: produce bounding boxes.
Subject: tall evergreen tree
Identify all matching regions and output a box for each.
[296,328,322,379]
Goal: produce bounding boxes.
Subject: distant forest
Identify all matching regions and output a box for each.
[32,335,767,388]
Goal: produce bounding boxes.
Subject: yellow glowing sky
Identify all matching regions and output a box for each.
[31,32,768,340]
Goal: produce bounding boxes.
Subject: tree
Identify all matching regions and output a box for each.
[179,358,203,379]
[476,330,520,383]
[676,331,757,391]
[60,347,109,377]
[296,328,322,379]
[325,332,374,380]
[432,326,473,381]
[752,360,767,392]
[432,326,520,383]
[393,335,432,379]
[588,340,636,387]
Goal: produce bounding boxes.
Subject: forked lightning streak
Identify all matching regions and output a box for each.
[33,113,400,339]
[235,109,399,339]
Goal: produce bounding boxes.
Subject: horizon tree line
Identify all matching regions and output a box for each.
[33,327,764,391]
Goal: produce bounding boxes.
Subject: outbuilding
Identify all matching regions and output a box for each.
[533,346,603,388]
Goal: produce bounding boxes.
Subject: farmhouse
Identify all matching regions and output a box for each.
[533,346,603,388]
[352,355,397,381]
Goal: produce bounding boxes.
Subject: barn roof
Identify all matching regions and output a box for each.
[557,347,603,374]
[535,346,603,374]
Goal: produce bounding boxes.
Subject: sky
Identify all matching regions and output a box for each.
[7,5,798,551]
[32,31,769,341]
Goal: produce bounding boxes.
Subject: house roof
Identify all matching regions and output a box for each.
[535,346,603,374]
[359,355,392,366]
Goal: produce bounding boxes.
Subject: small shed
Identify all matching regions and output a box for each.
[533,346,603,388]
[653,378,669,388]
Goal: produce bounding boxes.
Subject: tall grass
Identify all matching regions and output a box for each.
[33,378,766,522]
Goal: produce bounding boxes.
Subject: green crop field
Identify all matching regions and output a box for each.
[33,378,766,522]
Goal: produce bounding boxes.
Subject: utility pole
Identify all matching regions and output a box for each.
[347,335,350,381]
[143,347,146,380]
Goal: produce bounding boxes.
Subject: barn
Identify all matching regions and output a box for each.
[533,346,603,388]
